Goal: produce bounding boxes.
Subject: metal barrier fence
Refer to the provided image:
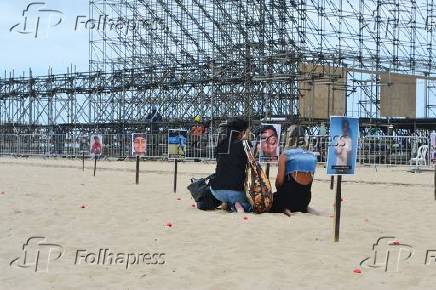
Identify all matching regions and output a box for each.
[0,133,433,167]
[358,135,431,166]
[306,135,432,166]
[0,133,219,160]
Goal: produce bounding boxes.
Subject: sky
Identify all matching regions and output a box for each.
[0,0,428,117]
[0,0,89,76]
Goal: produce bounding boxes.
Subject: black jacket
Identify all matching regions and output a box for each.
[210,139,247,191]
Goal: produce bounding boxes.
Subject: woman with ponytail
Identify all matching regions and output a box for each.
[270,125,317,215]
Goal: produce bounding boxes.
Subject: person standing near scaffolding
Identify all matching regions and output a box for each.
[191,115,205,150]
[146,106,162,132]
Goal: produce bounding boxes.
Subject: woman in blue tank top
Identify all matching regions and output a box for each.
[271,125,317,214]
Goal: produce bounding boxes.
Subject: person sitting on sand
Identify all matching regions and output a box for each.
[270,125,317,215]
[210,118,252,213]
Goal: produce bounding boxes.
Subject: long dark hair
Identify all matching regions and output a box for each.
[215,118,248,155]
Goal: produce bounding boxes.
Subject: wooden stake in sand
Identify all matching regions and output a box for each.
[93,155,97,176]
[173,159,178,193]
[330,176,334,190]
[136,155,140,185]
[82,152,85,172]
[334,175,342,242]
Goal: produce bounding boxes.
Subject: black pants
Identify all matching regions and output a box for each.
[270,175,312,213]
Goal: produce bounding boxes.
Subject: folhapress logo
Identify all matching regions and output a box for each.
[9,2,63,38]
[10,236,64,272]
[360,236,414,272]
[10,236,166,272]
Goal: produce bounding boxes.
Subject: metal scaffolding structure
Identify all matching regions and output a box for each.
[1,0,436,134]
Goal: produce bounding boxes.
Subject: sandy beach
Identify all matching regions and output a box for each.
[0,157,435,290]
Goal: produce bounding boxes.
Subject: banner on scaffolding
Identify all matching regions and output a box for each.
[298,64,347,119]
[380,73,416,118]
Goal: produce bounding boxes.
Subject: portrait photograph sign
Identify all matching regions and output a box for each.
[90,134,103,156]
[259,124,281,163]
[168,129,187,159]
[431,132,436,162]
[327,116,360,175]
[132,133,147,157]
[79,134,89,153]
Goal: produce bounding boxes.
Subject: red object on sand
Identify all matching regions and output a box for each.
[177,197,181,200]
[165,222,173,228]
[80,204,86,208]
[353,268,362,274]
[243,216,248,220]
[390,240,400,245]
[191,204,196,208]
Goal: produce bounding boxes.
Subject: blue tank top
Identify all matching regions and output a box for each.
[284,148,317,175]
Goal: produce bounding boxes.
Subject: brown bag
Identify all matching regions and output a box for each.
[242,140,273,213]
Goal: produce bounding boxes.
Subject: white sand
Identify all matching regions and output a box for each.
[0,157,435,290]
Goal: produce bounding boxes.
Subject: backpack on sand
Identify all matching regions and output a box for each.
[187,174,221,210]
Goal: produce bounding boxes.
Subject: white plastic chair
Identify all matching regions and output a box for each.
[410,145,429,166]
